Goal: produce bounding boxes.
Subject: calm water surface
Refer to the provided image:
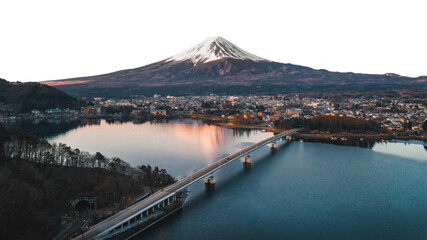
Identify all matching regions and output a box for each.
[46,119,272,178]
[45,119,427,240]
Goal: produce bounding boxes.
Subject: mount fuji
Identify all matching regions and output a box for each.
[43,37,426,97]
[167,36,267,66]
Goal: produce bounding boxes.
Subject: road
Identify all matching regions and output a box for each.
[73,129,298,239]
[50,202,90,240]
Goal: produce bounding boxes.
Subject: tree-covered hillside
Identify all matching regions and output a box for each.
[0,78,83,113]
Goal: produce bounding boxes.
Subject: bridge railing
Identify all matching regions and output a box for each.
[74,129,299,239]
[166,129,298,191]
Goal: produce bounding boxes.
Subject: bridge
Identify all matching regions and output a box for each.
[73,129,299,239]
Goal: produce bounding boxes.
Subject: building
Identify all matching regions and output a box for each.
[150,109,167,116]
[285,108,303,115]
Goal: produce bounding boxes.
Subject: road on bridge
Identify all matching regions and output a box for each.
[73,129,298,239]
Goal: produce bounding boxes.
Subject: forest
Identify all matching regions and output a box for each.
[274,115,381,133]
[0,124,174,240]
[0,78,84,113]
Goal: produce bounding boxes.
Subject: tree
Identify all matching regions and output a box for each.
[95,152,106,168]
[139,164,153,187]
[108,157,127,174]
[72,148,80,167]
[0,123,10,164]
[303,115,380,133]
[274,118,304,129]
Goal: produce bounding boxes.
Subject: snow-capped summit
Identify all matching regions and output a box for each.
[167,36,268,66]
[43,36,420,98]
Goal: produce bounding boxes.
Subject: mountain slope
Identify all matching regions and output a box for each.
[42,37,427,97]
[0,78,83,113]
[167,36,267,65]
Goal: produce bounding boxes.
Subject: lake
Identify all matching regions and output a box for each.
[30,119,427,239]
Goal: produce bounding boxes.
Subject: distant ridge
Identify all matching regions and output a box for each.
[0,78,82,113]
[42,37,427,97]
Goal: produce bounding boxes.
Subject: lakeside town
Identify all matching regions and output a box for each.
[1,94,426,137]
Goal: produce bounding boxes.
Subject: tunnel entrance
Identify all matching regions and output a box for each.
[75,200,91,210]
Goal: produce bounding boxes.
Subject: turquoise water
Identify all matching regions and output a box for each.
[139,142,427,240]
[45,119,427,240]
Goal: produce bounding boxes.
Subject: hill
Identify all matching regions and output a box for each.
[0,78,83,113]
[42,37,427,98]
[0,124,174,240]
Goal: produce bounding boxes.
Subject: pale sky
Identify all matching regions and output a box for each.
[1,0,426,82]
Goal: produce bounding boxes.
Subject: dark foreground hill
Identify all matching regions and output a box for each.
[0,124,174,240]
[0,78,83,113]
[42,37,427,98]
[0,159,140,240]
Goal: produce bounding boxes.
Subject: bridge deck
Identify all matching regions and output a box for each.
[74,129,298,239]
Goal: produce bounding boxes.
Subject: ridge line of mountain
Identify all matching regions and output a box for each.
[39,37,426,98]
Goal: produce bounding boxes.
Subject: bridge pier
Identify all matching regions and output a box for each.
[205,176,215,185]
[270,142,277,149]
[75,130,299,240]
[243,155,251,164]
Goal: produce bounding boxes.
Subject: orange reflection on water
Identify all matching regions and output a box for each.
[51,119,229,168]
[167,121,226,157]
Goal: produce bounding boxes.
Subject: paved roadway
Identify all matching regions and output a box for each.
[73,129,298,239]
[49,202,90,240]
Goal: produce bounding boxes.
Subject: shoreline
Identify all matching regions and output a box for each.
[189,114,427,143]
[4,114,426,143]
[293,133,426,142]
[189,115,282,133]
